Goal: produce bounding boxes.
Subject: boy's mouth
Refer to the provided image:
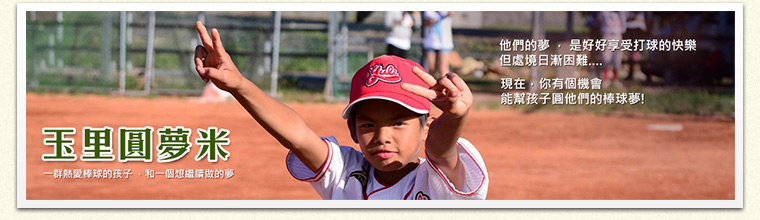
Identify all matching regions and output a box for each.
[371,150,396,160]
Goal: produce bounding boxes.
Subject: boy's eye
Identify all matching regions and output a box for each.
[393,122,405,126]
[359,123,374,128]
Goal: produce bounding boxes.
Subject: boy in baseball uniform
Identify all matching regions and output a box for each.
[194,22,488,200]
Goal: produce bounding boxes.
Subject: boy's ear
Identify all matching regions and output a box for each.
[424,115,437,133]
[421,115,436,143]
[348,118,359,143]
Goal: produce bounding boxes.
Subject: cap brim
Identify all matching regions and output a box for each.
[342,95,430,119]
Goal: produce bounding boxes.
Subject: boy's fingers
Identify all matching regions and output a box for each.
[207,67,228,81]
[194,45,208,82]
[195,66,209,83]
[401,83,437,100]
[194,57,204,71]
[195,21,214,51]
[201,67,224,83]
[194,45,207,63]
[438,76,461,98]
[449,73,471,96]
[211,28,227,55]
[412,66,437,87]
[426,83,446,98]
[445,73,466,93]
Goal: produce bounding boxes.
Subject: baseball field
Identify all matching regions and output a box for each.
[25,92,735,200]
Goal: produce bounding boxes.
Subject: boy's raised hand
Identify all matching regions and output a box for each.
[194,21,244,92]
[194,22,327,174]
[401,67,473,118]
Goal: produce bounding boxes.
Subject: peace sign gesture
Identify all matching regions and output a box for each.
[401,67,473,118]
[194,21,244,92]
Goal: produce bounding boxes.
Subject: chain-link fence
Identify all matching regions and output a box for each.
[26,11,297,96]
[27,11,386,100]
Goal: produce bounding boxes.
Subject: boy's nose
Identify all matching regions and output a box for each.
[373,126,393,145]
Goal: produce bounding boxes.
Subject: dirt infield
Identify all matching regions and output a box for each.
[25,93,735,200]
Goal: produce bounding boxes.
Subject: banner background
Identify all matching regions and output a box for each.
[3,0,757,219]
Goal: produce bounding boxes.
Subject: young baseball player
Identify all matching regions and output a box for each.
[194,21,488,200]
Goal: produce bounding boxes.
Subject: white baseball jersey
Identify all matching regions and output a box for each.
[286,136,488,200]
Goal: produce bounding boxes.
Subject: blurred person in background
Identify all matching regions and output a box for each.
[385,11,420,59]
[623,11,651,83]
[422,11,454,77]
[598,11,627,88]
[585,11,603,80]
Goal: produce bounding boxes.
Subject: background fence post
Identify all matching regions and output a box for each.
[100,12,112,82]
[269,11,281,97]
[119,11,127,95]
[29,11,37,88]
[55,11,63,67]
[530,11,545,93]
[324,12,337,101]
[144,11,156,94]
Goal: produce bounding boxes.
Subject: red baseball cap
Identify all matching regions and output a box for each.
[341,55,432,119]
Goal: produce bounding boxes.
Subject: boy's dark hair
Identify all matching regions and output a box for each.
[347,111,429,143]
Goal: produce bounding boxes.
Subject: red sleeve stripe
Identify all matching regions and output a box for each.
[286,137,334,182]
[425,140,486,197]
[310,137,334,182]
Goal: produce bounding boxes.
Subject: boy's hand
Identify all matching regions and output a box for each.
[194,21,244,92]
[401,67,472,118]
[402,67,471,189]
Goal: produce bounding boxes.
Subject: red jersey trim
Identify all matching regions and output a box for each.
[403,182,416,200]
[373,171,393,187]
[364,166,416,200]
[364,184,394,200]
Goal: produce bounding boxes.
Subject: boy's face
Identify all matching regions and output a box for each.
[353,99,428,172]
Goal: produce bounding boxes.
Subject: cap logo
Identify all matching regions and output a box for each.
[365,64,401,87]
